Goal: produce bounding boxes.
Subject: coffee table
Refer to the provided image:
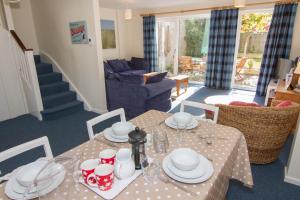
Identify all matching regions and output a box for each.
[170,75,189,96]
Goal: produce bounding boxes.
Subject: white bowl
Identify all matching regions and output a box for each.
[172,112,192,128]
[16,160,52,187]
[112,122,133,137]
[170,148,200,171]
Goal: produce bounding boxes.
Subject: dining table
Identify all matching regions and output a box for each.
[0,110,253,200]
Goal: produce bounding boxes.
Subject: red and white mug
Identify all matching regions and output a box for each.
[90,164,115,191]
[99,149,116,165]
[80,159,99,186]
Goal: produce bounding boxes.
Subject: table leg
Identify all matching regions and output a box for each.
[184,79,188,93]
[176,81,180,96]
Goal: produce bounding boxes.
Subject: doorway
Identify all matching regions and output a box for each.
[157,14,210,83]
[233,9,273,90]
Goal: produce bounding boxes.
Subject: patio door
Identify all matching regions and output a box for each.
[157,17,179,76]
[232,9,273,90]
[157,14,210,83]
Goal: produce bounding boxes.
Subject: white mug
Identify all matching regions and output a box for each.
[114,148,135,179]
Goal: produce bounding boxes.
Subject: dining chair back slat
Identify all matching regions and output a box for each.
[180,100,219,123]
[86,108,126,140]
[0,136,53,166]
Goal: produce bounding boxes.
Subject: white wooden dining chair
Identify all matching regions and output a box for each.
[180,100,219,123]
[86,108,126,140]
[0,136,53,177]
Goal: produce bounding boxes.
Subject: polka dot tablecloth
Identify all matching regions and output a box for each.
[0,110,253,200]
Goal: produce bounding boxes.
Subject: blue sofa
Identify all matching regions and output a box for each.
[104,58,175,119]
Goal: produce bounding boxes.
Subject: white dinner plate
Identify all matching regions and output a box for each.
[12,178,52,194]
[165,116,198,130]
[103,128,129,143]
[162,154,214,184]
[167,155,205,179]
[5,164,65,200]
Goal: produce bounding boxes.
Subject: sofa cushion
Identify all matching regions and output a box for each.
[146,72,168,84]
[118,74,144,85]
[108,59,131,72]
[103,62,114,78]
[276,100,293,108]
[130,57,149,71]
[144,78,176,99]
[229,101,262,107]
[119,70,147,76]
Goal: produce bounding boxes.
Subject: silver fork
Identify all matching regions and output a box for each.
[94,137,119,148]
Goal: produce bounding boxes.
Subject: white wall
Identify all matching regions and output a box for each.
[99,7,143,60]
[290,6,300,60]
[10,0,39,54]
[0,26,27,121]
[31,0,107,113]
[0,0,6,28]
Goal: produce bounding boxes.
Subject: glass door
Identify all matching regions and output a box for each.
[157,17,179,76]
[157,14,210,83]
[233,9,273,90]
[178,15,210,82]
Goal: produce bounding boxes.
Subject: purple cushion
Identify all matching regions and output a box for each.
[108,59,131,72]
[146,72,168,84]
[119,70,147,76]
[130,57,149,70]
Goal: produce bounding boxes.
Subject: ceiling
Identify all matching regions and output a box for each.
[98,0,230,9]
[99,0,268,10]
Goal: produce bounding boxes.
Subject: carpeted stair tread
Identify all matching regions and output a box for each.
[40,81,69,97]
[41,101,83,114]
[35,55,84,120]
[41,101,84,121]
[42,91,77,109]
[38,72,62,85]
[34,55,41,64]
[36,63,53,75]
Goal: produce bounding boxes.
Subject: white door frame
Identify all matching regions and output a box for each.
[231,8,274,91]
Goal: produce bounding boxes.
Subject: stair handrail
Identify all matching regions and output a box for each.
[10,30,33,52]
[9,29,44,120]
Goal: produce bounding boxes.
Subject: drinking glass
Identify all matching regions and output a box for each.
[141,156,160,184]
[152,129,169,154]
[174,120,187,145]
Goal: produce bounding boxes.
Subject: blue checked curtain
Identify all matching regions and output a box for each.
[143,16,157,72]
[205,9,239,89]
[256,3,298,96]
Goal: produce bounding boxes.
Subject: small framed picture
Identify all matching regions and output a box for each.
[69,21,88,44]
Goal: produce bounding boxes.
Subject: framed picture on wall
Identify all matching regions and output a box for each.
[69,21,89,44]
[100,19,116,49]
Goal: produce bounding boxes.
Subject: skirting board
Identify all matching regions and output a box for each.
[91,108,108,114]
[284,167,300,186]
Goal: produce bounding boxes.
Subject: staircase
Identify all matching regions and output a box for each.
[34,55,84,120]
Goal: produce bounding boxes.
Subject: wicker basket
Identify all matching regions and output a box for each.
[216,100,300,164]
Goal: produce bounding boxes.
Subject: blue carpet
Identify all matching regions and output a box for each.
[169,86,300,199]
[0,111,119,176]
[1,86,300,199]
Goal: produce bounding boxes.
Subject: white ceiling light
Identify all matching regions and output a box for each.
[6,0,21,4]
[234,0,246,8]
[125,9,132,20]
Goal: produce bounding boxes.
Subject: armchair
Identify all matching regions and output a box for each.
[217,100,300,164]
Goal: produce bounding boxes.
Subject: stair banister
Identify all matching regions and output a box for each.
[9,29,44,120]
